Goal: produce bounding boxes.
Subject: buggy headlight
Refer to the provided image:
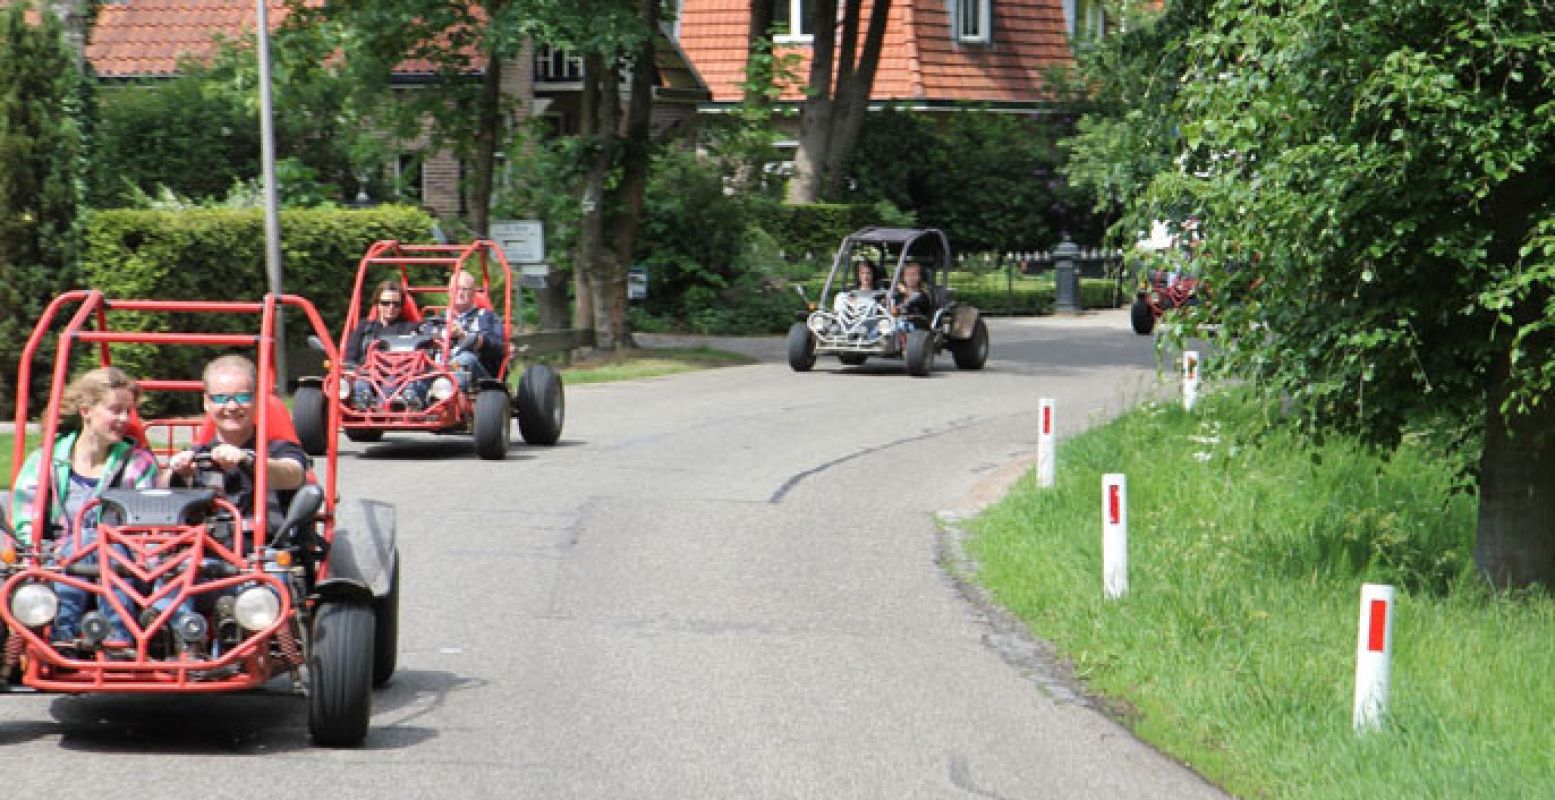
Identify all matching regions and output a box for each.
[233,586,282,631]
[807,315,828,334]
[338,380,352,401]
[11,583,59,627]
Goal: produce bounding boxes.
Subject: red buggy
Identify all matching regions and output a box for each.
[0,291,398,747]
[292,240,564,460]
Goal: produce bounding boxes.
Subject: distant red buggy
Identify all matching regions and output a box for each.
[292,240,564,460]
[0,291,398,747]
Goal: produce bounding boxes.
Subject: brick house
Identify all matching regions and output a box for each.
[65,0,708,218]
[675,0,1107,149]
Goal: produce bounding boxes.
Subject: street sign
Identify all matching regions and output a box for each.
[490,219,545,264]
[628,266,648,300]
[519,264,549,290]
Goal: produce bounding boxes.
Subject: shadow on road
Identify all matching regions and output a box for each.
[0,669,479,754]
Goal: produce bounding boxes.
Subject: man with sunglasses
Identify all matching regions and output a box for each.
[429,270,503,393]
[166,354,307,521]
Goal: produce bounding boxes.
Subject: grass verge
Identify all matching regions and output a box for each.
[965,389,1555,799]
[555,346,753,385]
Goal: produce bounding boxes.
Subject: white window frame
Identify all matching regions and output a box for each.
[955,0,992,44]
[773,0,812,43]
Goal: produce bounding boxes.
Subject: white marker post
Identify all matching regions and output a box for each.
[1183,350,1201,411]
[1353,583,1396,732]
[1101,474,1128,599]
[1036,398,1056,488]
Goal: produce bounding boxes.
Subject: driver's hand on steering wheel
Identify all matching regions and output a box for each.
[169,444,253,478]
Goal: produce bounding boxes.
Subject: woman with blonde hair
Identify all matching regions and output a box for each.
[9,366,159,644]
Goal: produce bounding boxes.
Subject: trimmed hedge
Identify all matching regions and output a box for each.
[757,203,884,262]
[81,205,433,409]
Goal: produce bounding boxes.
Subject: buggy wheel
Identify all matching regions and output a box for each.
[345,428,384,443]
[1130,298,1156,335]
[950,317,990,370]
[786,323,816,372]
[838,353,868,366]
[906,330,935,377]
[473,388,512,460]
[293,386,329,456]
[372,558,399,687]
[308,602,374,747]
[516,364,565,445]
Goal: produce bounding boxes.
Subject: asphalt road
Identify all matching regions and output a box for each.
[0,310,1226,799]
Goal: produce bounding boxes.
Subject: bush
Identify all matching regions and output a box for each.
[80,205,432,411]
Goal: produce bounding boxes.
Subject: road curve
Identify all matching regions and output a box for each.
[0,310,1226,799]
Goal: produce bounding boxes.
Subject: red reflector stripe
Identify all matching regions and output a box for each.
[1107,484,1120,525]
[1367,599,1388,652]
[1042,407,1052,435]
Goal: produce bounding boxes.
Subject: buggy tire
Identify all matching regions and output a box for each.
[906,330,935,377]
[1131,298,1155,335]
[345,428,383,443]
[308,602,374,747]
[293,386,329,456]
[473,388,512,460]
[516,364,565,446]
[372,559,399,687]
[950,317,990,370]
[838,353,868,366]
[787,323,816,372]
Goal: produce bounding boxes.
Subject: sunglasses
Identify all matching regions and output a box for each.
[207,391,254,405]
[378,299,403,307]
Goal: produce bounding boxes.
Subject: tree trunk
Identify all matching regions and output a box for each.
[784,0,838,204]
[468,6,506,237]
[822,0,890,199]
[578,57,623,349]
[573,52,611,334]
[603,0,660,352]
[1475,356,1555,588]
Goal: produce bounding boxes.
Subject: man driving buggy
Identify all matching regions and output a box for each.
[166,354,307,519]
[425,270,503,395]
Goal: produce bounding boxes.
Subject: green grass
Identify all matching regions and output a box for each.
[553,346,753,386]
[966,390,1555,799]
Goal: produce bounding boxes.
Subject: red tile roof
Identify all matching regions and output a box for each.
[677,0,1077,106]
[87,1,300,78]
[84,0,477,79]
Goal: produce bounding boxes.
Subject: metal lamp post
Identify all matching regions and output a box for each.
[256,0,287,389]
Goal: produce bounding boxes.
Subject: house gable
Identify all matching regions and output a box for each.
[676,0,1078,107]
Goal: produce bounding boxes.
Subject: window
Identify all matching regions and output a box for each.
[1063,0,1106,41]
[955,0,991,44]
[773,0,810,42]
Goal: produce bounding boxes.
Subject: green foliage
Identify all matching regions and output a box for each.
[844,107,1103,252]
[1103,1,1555,455]
[76,206,432,411]
[966,390,1555,799]
[90,21,395,209]
[755,202,888,262]
[633,149,762,317]
[0,2,85,412]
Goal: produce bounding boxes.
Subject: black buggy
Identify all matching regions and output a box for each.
[787,227,990,376]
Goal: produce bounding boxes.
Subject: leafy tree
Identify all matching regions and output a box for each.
[311,0,532,237]
[90,20,394,208]
[846,108,1100,253]
[0,2,85,412]
[1133,0,1555,587]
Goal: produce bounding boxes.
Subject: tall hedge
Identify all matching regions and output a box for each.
[79,205,432,409]
[757,203,888,263]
